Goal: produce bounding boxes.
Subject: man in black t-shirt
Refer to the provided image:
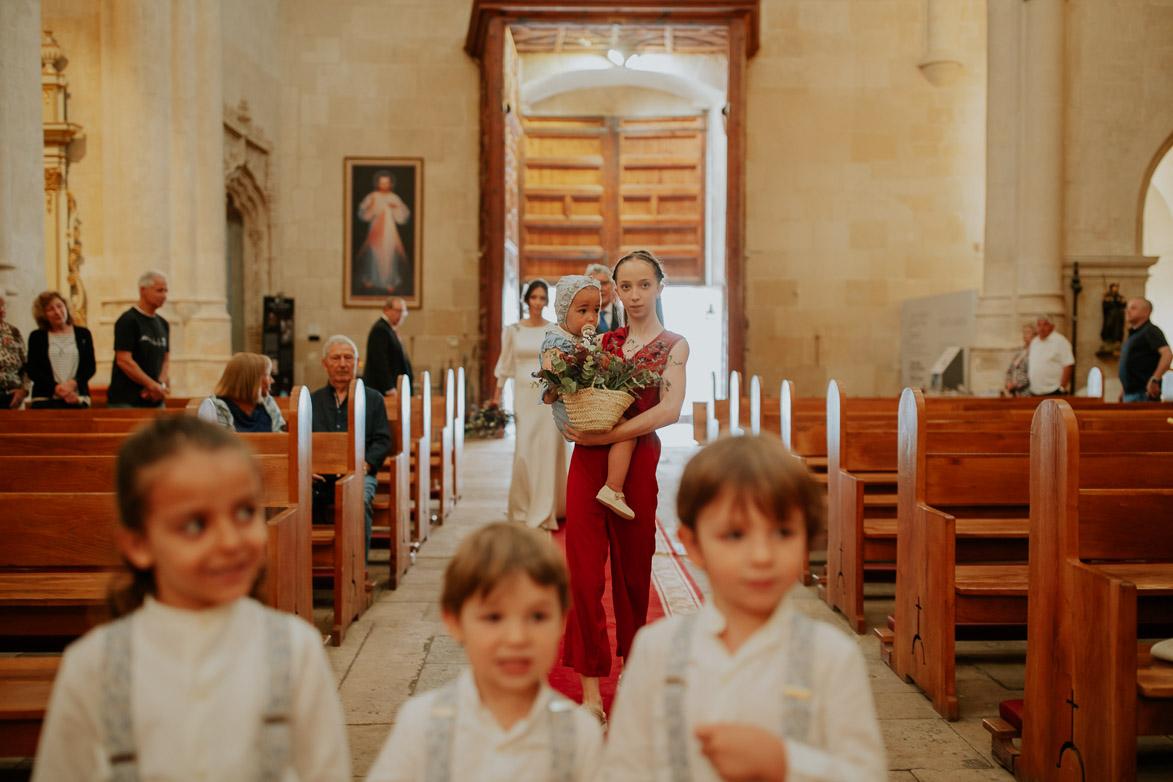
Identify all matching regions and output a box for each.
[108,271,171,408]
[1119,298,1171,402]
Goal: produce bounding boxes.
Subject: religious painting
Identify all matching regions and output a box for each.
[343,157,423,307]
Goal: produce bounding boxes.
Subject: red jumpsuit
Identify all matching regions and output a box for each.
[561,327,684,677]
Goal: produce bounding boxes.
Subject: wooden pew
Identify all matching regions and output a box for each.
[984,399,1173,780]
[691,371,717,444]
[888,390,1173,719]
[0,657,59,757]
[0,387,315,631]
[310,379,366,646]
[374,375,413,588]
[429,369,456,523]
[409,371,433,542]
[823,381,1173,632]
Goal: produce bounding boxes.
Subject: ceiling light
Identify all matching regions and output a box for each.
[606,49,625,66]
[625,54,639,68]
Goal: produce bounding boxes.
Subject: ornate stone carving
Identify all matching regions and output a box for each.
[44,168,61,211]
[41,30,62,75]
[224,100,274,352]
[66,192,88,327]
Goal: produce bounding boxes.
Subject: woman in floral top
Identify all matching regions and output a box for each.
[1004,321,1037,397]
[0,294,29,409]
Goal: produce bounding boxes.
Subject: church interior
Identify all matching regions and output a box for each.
[2,0,1173,780]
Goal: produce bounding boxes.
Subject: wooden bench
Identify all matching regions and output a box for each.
[0,387,315,632]
[983,399,1173,780]
[0,657,60,757]
[373,375,413,588]
[887,390,1173,719]
[309,379,367,646]
[824,381,1173,632]
[691,371,718,444]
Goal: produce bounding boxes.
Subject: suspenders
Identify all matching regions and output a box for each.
[425,680,578,782]
[100,608,294,781]
[663,610,817,782]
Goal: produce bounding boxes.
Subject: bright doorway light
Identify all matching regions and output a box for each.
[660,285,725,409]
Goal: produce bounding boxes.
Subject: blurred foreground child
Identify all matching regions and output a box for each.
[600,436,885,782]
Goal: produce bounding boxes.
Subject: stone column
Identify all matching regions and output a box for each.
[0,0,47,336]
[971,0,1067,393]
[97,0,228,395]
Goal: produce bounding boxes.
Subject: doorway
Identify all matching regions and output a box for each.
[226,199,245,354]
[468,3,759,399]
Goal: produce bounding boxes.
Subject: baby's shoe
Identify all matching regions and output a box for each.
[596,486,635,520]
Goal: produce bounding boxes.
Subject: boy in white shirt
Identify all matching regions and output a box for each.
[367,523,603,782]
[600,436,886,782]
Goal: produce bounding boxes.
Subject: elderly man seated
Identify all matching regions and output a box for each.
[311,335,391,559]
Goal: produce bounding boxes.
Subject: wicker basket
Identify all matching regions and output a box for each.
[562,387,635,433]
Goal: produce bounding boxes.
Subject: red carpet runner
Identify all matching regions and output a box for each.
[546,525,667,714]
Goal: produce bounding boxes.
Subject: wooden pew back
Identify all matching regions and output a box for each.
[1021,399,1173,781]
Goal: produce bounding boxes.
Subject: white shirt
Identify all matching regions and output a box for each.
[47,331,79,384]
[367,669,603,782]
[32,597,350,782]
[1027,331,1075,393]
[600,598,886,782]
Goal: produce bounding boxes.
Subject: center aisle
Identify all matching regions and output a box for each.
[325,430,1022,781]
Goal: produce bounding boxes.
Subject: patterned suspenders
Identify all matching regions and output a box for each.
[662,610,816,782]
[100,609,294,781]
[425,681,578,782]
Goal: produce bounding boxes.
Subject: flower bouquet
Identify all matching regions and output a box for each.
[465,402,512,439]
[536,327,662,433]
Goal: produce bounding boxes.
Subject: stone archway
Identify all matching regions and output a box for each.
[224,100,274,354]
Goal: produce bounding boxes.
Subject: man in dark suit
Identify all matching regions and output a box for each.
[363,296,414,395]
[585,263,622,334]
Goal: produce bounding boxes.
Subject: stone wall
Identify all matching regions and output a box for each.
[743,0,988,397]
[1060,0,1173,389]
[275,0,481,393]
[0,0,48,338]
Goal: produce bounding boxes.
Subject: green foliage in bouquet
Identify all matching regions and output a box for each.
[465,402,512,439]
[536,338,662,398]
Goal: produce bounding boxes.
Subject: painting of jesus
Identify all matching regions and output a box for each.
[343,157,422,307]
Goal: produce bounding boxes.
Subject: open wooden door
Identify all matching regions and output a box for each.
[469,2,759,398]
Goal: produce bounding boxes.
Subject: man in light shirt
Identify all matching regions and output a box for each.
[1027,314,1075,396]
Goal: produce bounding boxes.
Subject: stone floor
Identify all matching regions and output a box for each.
[329,429,1030,781]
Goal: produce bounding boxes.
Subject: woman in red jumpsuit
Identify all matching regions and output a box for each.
[560,250,691,719]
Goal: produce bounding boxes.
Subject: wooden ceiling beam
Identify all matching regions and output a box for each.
[465,0,760,59]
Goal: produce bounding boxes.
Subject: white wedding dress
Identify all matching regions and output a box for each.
[494,322,570,530]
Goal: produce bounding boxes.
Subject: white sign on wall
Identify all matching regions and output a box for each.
[901,289,978,392]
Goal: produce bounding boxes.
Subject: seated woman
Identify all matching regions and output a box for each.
[25,291,96,409]
[198,352,286,432]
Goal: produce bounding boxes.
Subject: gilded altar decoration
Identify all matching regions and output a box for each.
[42,29,87,325]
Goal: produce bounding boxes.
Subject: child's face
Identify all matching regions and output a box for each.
[564,287,601,336]
[679,488,807,624]
[119,447,267,611]
[443,573,564,700]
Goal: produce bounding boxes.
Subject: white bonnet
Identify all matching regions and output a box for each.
[554,275,601,327]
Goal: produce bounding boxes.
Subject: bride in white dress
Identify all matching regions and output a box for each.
[492,280,570,530]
